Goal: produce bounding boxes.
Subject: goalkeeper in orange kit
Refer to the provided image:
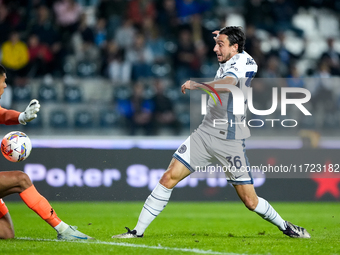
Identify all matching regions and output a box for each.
[0,64,92,240]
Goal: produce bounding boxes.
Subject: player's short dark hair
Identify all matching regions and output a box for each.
[219,26,245,53]
[0,64,6,76]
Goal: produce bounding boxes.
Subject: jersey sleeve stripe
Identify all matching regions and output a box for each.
[173,153,195,172]
[223,72,238,81]
[226,93,236,139]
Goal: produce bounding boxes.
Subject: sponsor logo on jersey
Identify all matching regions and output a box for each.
[246,58,256,65]
[230,65,238,71]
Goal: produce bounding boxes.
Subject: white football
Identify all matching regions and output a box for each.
[1,131,32,162]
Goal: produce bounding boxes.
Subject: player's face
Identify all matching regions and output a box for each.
[0,73,7,98]
[213,34,238,63]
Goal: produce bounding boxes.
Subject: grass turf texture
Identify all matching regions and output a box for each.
[0,202,339,255]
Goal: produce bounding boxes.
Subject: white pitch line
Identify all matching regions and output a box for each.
[16,237,248,255]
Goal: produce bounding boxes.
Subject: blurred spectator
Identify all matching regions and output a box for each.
[244,25,266,71]
[30,5,60,46]
[126,33,154,81]
[0,4,12,45]
[310,61,336,127]
[244,0,272,31]
[157,0,179,39]
[286,64,306,105]
[173,28,201,85]
[268,32,306,77]
[287,65,304,88]
[94,18,107,49]
[142,17,167,64]
[260,55,282,78]
[285,64,306,121]
[320,38,340,76]
[114,18,136,50]
[30,1,54,9]
[72,13,99,63]
[27,34,53,77]
[300,0,338,10]
[244,25,257,53]
[53,0,83,41]
[1,31,30,86]
[270,0,303,37]
[97,0,127,21]
[106,40,131,84]
[259,55,286,100]
[77,0,99,6]
[97,0,128,39]
[95,17,107,75]
[152,79,180,135]
[2,0,25,31]
[190,14,214,58]
[7,0,30,33]
[117,81,154,135]
[127,0,156,28]
[176,0,213,23]
[311,61,333,103]
[30,5,64,76]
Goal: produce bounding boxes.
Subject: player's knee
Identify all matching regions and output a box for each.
[243,197,257,211]
[159,172,173,188]
[13,171,32,192]
[159,171,179,189]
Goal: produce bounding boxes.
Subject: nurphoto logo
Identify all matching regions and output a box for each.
[200,82,312,128]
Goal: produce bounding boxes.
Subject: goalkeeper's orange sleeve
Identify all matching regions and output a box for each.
[0,107,20,125]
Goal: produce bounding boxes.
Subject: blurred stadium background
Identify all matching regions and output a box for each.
[1,0,340,202]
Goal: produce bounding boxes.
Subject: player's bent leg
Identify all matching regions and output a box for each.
[233,184,310,238]
[20,185,93,240]
[233,184,258,210]
[234,184,286,229]
[0,200,14,239]
[0,213,15,239]
[0,172,93,240]
[112,158,191,238]
[159,158,192,189]
[20,185,62,227]
[0,171,32,197]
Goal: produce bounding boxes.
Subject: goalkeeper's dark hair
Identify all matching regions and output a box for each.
[0,64,6,76]
[219,26,245,53]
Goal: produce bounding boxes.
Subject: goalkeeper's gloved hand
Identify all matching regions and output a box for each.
[18,99,41,125]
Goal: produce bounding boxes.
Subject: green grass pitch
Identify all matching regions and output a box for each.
[0,201,339,255]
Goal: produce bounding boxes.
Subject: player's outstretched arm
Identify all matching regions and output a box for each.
[18,99,41,125]
[181,77,237,95]
[206,76,238,91]
[0,108,20,125]
[181,80,195,94]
